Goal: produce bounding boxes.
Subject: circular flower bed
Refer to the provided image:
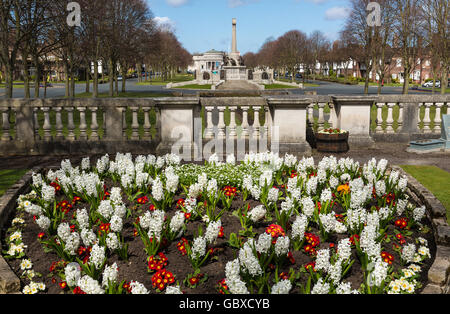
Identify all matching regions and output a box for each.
[2,153,435,294]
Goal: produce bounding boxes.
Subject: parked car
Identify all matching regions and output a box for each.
[117,76,123,81]
[422,80,440,88]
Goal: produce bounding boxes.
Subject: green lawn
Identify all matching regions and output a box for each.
[264,84,298,89]
[0,169,29,197]
[175,84,212,90]
[136,74,195,86]
[400,165,450,223]
[75,91,173,98]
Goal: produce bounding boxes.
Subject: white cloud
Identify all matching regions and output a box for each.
[166,0,188,7]
[153,16,176,31]
[325,6,350,20]
[228,0,259,8]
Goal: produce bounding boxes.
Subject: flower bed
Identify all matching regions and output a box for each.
[1,153,436,294]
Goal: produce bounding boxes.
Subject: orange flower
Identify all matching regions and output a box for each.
[337,183,350,195]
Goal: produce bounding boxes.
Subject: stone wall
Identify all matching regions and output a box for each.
[1,95,449,158]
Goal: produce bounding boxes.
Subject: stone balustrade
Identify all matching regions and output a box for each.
[0,95,449,158]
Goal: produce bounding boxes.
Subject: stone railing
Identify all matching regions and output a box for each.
[0,95,449,158]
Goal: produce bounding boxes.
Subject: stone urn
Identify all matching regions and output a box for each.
[315,129,349,153]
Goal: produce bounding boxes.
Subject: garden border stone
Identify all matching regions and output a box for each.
[392,166,450,294]
[0,164,449,294]
[0,167,41,294]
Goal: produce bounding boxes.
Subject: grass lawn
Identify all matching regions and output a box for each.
[400,165,450,224]
[264,84,298,89]
[75,91,173,98]
[136,74,195,86]
[175,84,211,90]
[0,169,29,197]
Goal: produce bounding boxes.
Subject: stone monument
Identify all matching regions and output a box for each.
[222,18,248,81]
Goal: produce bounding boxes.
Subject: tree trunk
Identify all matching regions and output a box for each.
[441,67,448,95]
[70,68,75,98]
[33,55,40,98]
[108,58,114,97]
[64,62,70,98]
[93,60,98,98]
[85,63,90,94]
[121,65,126,93]
[5,62,13,98]
[137,63,142,83]
[23,57,30,99]
[402,65,410,95]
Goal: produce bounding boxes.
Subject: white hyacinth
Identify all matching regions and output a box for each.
[77,275,104,294]
[191,236,207,259]
[102,263,119,288]
[274,236,290,257]
[271,279,292,294]
[315,249,331,273]
[89,244,106,269]
[109,215,123,233]
[36,216,51,230]
[64,232,80,256]
[65,263,81,287]
[130,281,149,294]
[169,211,186,235]
[41,184,55,203]
[57,222,72,242]
[106,233,121,251]
[151,177,164,202]
[239,241,263,277]
[248,205,266,223]
[98,200,114,221]
[291,214,308,241]
[311,278,330,294]
[301,197,315,218]
[81,228,97,247]
[76,208,90,230]
[255,232,272,255]
[205,220,221,245]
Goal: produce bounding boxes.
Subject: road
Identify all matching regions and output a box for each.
[0,78,445,98]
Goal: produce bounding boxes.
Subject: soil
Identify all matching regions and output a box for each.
[2,170,437,295]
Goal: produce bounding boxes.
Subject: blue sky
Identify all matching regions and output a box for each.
[147,0,351,55]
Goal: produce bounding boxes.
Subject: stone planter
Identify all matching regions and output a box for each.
[315,131,349,153]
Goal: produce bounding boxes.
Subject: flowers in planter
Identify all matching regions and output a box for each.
[318,128,348,134]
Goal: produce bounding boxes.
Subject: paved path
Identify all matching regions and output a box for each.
[1,79,445,98]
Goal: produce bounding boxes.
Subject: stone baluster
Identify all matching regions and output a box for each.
[228,106,237,137]
[307,104,314,128]
[143,106,152,140]
[422,103,432,133]
[33,107,40,139]
[130,106,140,140]
[398,103,404,132]
[54,107,64,140]
[66,107,76,141]
[90,107,99,140]
[78,107,88,140]
[204,106,214,138]
[375,103,384,133]
[217,106,226,138]
[41,107,52,141]
[1,107,11,141]
[252,106,261,139]
[434,103,443,134]
[385,103,395,134]
[317,103,326,131]
[240,106,250,138]
[263,106,270,138]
